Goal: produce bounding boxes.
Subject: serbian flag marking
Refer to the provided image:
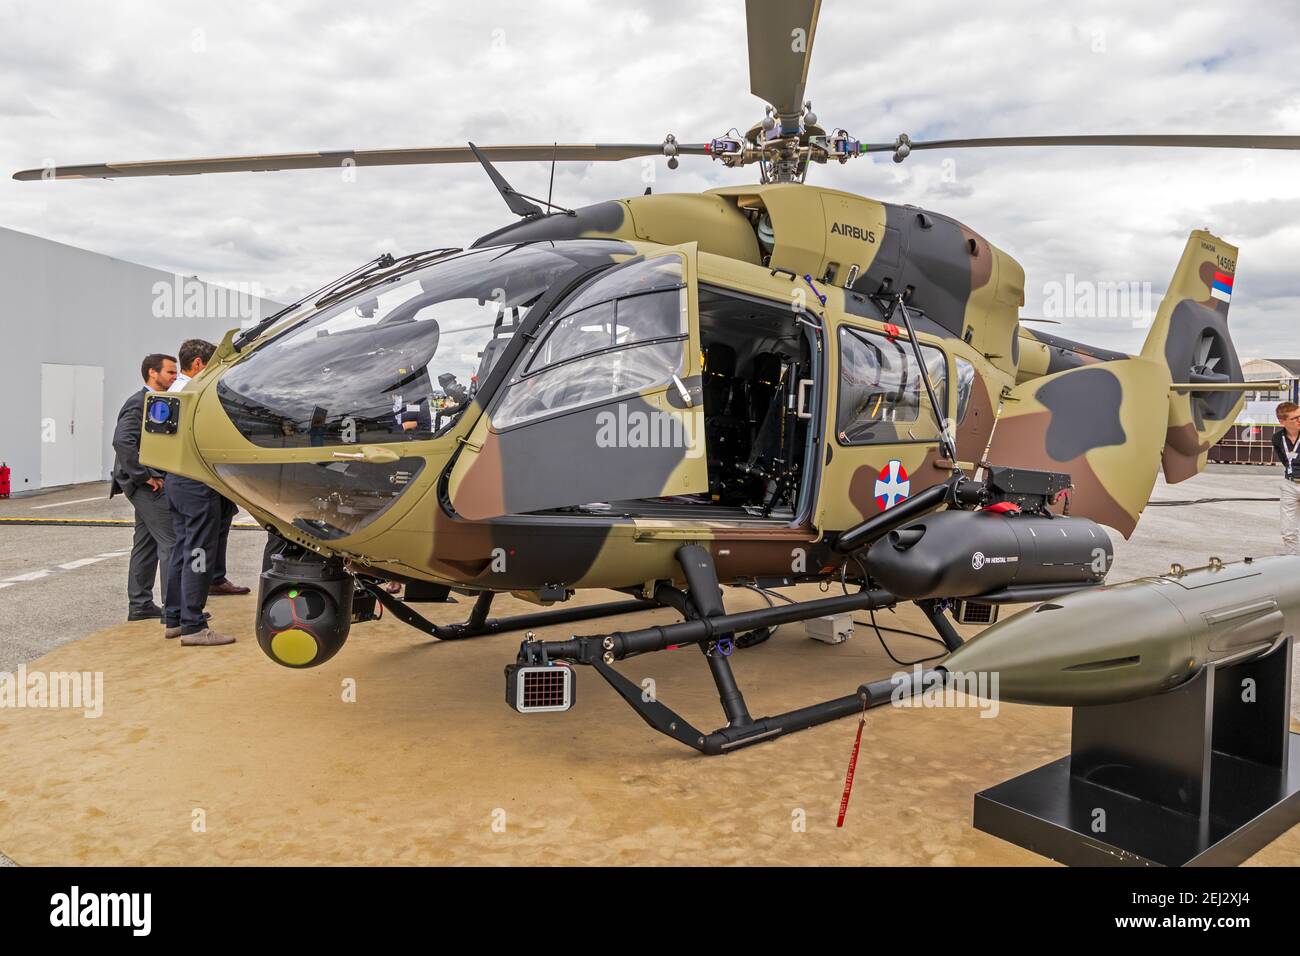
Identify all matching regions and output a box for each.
[874,459,911,510]
[1211,271,1234,303]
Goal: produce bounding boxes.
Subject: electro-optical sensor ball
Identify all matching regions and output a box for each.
[255,585,350,668]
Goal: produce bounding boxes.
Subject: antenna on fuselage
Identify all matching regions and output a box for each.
[468,142,575,219]
[468,142,543,218]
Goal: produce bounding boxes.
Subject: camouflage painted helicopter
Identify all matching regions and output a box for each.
[19,0,1297,752]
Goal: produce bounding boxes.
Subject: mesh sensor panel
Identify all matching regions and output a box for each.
[507,664,575,713]
[955,600,998,625]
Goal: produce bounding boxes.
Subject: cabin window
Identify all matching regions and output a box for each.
[836,326,947,445]
[494,255,688,429]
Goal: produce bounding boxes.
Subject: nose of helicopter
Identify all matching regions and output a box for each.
[212,448,428,544]
[139,376,431,548]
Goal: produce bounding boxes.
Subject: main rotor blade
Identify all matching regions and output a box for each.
[863,133,1300,156]
[13,143,708,181]
[746,0,821,119]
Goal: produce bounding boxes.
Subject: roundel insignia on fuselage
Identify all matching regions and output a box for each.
[874,459,911,510]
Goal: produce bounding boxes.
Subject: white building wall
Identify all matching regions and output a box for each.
[0,226,281,493]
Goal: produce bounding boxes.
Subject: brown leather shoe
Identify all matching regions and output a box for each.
[209,580,251,596]
[179,628,236,647]
[164,611,209,638]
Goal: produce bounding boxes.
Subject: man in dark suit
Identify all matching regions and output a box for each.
[169,338,250,598]
[111,353,178,621]
[162,339,235,646]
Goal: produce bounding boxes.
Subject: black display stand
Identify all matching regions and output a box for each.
[974,636,1300,866]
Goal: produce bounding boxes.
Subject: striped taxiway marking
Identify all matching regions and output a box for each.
[29,496,107,511]
[0,550,131,590]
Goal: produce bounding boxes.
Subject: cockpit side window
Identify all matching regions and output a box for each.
[524,257,686,373]
[493,256,688,429]
[836,325,948,445]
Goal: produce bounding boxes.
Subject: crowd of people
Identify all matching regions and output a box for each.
[109,340,250,646]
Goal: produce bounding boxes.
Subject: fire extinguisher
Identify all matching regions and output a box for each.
[0,462,9,498]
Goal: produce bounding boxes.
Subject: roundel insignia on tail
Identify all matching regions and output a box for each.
[874,459,911,510]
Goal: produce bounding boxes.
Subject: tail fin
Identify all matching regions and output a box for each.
[983,231,1243,538]
[986,354,1169,538]
[1141,229,1244,482]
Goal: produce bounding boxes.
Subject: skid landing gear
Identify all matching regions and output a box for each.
[508,545,944,754]
[355,578,660,641]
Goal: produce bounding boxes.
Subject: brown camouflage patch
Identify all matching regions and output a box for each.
[1161,445,1201,484]
[958,223,993,290]
[989,410,1138,536]
[447,430,508,521]
[845,445,947,527]
[955,371,995,463]
[1164,421,1208,459]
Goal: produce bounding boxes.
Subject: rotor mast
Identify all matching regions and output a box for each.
[706,0,866,183]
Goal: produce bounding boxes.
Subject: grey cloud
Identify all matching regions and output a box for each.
[1,0,1298,357]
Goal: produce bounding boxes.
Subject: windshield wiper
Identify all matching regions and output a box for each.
[233,254,392,351]
[313,247,461,311]
[232,248,461,352]
[234,252,394,351]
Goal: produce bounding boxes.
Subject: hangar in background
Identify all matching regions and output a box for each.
[1208,358,1300,465]
[0,226,280,494]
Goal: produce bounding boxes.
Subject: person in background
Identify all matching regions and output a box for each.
[163,339,234,646]
[170,338,250,597]
[1274,401,1300,555]
[111,353,178,621]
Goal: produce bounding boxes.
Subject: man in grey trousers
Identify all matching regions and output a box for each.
[110,353,178,621]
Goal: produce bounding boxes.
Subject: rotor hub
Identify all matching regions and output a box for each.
[703,102,866,183]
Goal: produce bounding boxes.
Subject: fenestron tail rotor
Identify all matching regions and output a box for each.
[13,0,1300,187]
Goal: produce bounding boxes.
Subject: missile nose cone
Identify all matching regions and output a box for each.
[940,584,1191,707]
[940,556,1300,708]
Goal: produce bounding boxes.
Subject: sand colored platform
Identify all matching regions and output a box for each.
[3,586,1299,866]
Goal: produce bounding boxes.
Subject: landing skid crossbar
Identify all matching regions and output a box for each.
[591,657,940,754]
[356,578,660,641]
[514,545,950,754]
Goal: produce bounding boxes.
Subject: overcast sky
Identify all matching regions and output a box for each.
[2,0,1298,357]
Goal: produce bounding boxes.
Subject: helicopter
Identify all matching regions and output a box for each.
[18,0,1296,754]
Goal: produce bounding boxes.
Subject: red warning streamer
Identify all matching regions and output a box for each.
[836,700,868,827]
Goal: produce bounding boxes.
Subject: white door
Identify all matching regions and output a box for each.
[72,365,105,483]
[40,364,105,488]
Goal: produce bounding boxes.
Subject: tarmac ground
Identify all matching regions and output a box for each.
[0,464,1297,866]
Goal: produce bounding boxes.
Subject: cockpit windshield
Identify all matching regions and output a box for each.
[217,240,633,448]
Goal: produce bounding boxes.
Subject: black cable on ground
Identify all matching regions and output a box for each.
[856,605,949,667]
[1148,497,1278,506]
[835,554,949,666]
